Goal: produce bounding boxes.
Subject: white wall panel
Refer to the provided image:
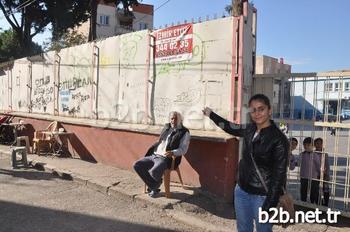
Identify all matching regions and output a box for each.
[11,58,30,112]
[58,43,93,118]
[117,30,148,123]
[95,36,120,119]
[152,17,234,130]
[0,69,9,110]
[31,52,55,114]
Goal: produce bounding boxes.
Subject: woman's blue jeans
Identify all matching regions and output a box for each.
[234,185,273,232]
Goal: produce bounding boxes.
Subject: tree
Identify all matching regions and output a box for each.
[225,0,248,16]
[43,30,87,52]
[0,29,42,63]
[0,0,90,57]
[88,0,140,41]
[46,1,90,41]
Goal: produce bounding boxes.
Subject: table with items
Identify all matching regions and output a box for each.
[43,130,74,156]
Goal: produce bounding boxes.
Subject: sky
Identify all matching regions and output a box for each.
[0,0,349,73]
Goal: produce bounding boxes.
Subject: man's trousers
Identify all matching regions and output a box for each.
[133,154,168,190]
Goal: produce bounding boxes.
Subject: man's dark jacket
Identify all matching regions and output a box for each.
[145,123,189,169]
[210,112,289,211]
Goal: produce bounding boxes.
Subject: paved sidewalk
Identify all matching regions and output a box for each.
[0,144,349,232]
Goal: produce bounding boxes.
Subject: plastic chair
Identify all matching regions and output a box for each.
[32,121,58,155]
[164,156,184,198]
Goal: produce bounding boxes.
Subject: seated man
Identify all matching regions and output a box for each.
[133,111,190,197]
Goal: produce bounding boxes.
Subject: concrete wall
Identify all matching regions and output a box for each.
[1,17,241,131]
[95,36,120,119]
[31,52,56,114]
[241,4,256,124]
[0,67,9,110]
[152,17,235,129]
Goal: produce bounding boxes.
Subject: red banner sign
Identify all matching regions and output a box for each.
[154,23,193,63]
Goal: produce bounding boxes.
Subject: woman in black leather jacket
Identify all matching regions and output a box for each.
[203,94,289,232]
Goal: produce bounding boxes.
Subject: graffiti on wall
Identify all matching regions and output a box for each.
[59,79,91,116]
[32,75,53,112]
[60,91,82,116]
[72,92,90,102]
[58,53,93,116]
[59,76,92,91]
[153,97,172,121]
[120,33,143,70]
[100,55,115,66]
[174,87,201,105]
[153,86,202,121]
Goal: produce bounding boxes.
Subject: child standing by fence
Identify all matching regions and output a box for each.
[314,137,330,206]
[299,137,321,203]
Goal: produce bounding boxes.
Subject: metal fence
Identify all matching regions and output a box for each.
[254,71,350,216]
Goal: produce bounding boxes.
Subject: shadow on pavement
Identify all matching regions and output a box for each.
[0,200,180,232]
[169,186,235,220]
[0,167,59,181]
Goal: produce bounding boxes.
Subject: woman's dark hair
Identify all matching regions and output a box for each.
[248,94,271,109]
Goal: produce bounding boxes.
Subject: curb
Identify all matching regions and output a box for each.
[28,157,179,210]
[4,153,233,232]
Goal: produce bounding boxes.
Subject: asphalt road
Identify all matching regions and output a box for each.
[0,154,198,232]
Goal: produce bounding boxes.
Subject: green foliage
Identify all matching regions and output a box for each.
[0,30,42,63]
[0,0,143,56]
[45,0,90,40]
[225,5,232,15]
[43,31,87,52]
[0,30,19,62]
[0,0,90,55]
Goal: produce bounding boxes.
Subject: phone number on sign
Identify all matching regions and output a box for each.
[156,47,192,58]
[156,39,191,52]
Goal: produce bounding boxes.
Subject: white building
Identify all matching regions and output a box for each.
[293,73,350,120]
[254,56,350,120]
[253,55,292,117]
[77,0,154,39]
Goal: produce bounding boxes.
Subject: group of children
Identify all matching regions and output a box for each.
[289,136,330,206]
